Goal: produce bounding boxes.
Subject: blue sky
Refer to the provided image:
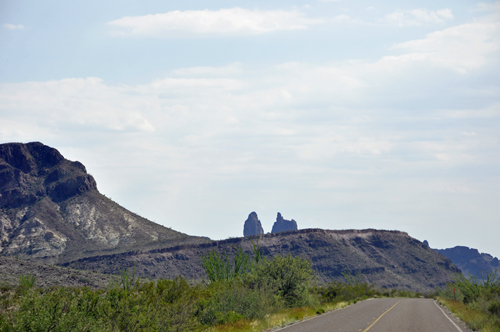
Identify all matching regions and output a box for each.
[1,0,500,258]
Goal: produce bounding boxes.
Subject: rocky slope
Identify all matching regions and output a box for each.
[0,142,206,264]
[435,246,499,279]
[0,256,114,289]
[62,228,460,292]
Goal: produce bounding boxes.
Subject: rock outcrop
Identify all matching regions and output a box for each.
[63,228,461,292]
[243,212,264,237]
[434,246,499,278]
[271,212,298,233]
[0,142,206,263]
[0,142,97,208]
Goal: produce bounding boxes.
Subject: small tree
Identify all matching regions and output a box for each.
[201,247,249,283]
[247,254,314,307]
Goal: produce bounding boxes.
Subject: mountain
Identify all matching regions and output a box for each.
[62,228,460,292]
[434,246,499,279]
[0,142,207,264]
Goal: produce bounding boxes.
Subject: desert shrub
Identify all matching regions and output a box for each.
[198,280,272,326]
[18,274,36,289]
[439,282,465,302]
[244,254,315,307]
[0,276,203,332]
[103,276,202,332]
[489,302,500,317]
[202,247,250,283]
[4,287,107,332]
[314,280,378,303]
[438,270,500,331]
[454,271,500,304]
[388,289,422,298]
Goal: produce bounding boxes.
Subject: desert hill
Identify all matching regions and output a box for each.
[0,255,114,289]
[0,142,207,264]
[435,246,499,278]
[63,228,460,292]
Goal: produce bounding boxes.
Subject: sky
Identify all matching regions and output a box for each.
[1,0,499,259]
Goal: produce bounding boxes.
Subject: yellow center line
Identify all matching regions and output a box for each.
[362,300,401,332]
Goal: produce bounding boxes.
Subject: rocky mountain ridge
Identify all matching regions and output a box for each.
[62,228,460,292]
[434,246,499,279]
[0,142,206,263]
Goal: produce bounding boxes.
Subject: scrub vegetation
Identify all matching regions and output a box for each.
[436,270,500,332]
[0,242,423,332]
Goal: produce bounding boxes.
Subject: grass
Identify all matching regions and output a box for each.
[437,297,500,332]
[18,274,36,289]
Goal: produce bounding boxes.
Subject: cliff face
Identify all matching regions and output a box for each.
[435,246,499,278]
[243,212,264,237]
[0,142,205,263]
[0,142,96,208]
[271,212,298,233]
[63,228,460,292]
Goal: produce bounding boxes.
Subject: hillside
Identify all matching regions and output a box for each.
[0,142,207,264]
[0,256,114,289]
[63,228,460,292]
[435,246,499,278]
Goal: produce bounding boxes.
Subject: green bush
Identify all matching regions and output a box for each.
[18,274,36,289]
[438,270,500,331]
[315,280,378,303]
[244,254,315,307]
[0,277,203,332]
[201,247,249,283]
[5,287,107,331]
[454,271,500,304]
[488,302,500,317]
[198,280,272,325]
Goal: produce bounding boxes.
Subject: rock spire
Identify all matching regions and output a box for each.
[271,212,298,233]
[243,211,264,236]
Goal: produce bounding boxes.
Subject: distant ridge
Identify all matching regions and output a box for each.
[435,246,499,279]
[62,228,460,291]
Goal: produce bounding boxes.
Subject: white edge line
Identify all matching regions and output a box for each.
[434,300,464,332]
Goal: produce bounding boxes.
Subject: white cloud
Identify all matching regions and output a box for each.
[3,23,24,30]
[391,16,500,73]
[172,63,243,77]
[385,8,453,26]
[107,8,324,37]
[0,78,155,132]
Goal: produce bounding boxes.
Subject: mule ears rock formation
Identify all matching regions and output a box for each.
[271,212,298,233]
[243,212,264,237]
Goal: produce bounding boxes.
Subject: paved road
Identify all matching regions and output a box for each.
[277,298,472,332]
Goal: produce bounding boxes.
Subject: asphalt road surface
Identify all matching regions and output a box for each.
[277,298,472,332]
